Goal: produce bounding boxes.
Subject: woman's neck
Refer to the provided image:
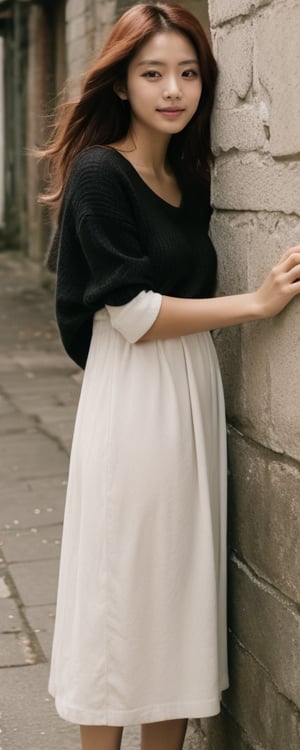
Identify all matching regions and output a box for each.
[113,126,172,179]
[110,127,182,208]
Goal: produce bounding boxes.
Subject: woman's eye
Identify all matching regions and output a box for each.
[182,69,198,78]
[142,70,160,79]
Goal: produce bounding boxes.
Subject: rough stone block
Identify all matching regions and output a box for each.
[210,211,252,296]
[210,210,249,415]
[228,430,300,603]
[229,556,300,707]
[212,24,253,109]
[212,210,300,457]
[213,325,244,418]
[208,0,271,27]
[212,153,300,214]
[216,306,300,459]
[254,0,300,156]
[223,635,300,750]
[203,711,256,750]
[242,289,300,453]
[241,309,300,460]
[211,105,265,154]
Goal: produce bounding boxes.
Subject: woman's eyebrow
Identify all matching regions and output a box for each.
[137,60,166,66]
[137,58,199,66]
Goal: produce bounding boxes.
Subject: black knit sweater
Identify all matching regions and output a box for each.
[49,146,217,368]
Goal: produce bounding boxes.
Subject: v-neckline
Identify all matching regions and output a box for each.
[101,146,183,211]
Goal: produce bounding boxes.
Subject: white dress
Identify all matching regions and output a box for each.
[48,290,228,726]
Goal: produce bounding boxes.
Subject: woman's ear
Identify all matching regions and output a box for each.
[113,82,128,101]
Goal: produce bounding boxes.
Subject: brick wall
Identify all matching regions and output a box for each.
[203,0,300,747]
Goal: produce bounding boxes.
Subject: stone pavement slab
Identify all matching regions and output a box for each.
[0,369,78,451]
[0,663,81,750]
[23,604,56,660]
[1,524,62,563]
[0,632,30,667]
[0,432,68,480]
[9,559,59,607]
[0,394,16,415]
[0,412,35,433]
[0,476,67,531]
[10,350,77,371]
[0,598,22,632]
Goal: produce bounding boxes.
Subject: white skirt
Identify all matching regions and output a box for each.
[48,306,228,726]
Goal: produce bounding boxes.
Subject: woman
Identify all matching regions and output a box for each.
[42,3,300,749]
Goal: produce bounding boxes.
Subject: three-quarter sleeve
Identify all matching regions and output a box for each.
[76,210,154,309]
[106,290,162,343]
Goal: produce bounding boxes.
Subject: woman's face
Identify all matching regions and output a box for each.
[119,31,202,138]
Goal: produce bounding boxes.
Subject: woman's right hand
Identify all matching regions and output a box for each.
[254,245,300,319]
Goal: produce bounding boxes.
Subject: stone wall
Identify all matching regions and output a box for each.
[203,0,300,748]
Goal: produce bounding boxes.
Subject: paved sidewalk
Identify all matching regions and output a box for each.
[0,252,207,750]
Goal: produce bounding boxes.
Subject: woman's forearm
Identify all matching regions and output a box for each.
[139,292,260,342]
[140,244,300,343]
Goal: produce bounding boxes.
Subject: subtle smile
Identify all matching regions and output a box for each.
[157,107,185,111]
[156,107,185,118]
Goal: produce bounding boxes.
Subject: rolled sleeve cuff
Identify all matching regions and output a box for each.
[105,290,162,343]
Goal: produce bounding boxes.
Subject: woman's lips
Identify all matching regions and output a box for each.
[156,108,185,119]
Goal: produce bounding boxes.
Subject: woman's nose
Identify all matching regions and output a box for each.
[162,76,182,99]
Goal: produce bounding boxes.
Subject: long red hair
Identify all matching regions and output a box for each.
[40,1,218,208]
